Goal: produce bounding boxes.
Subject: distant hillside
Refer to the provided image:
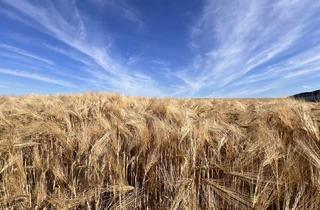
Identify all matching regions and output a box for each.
[291,89,320,102]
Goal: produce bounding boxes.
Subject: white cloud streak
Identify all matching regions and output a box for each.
[181,0,320,97]
[0,68,74,87]
[0,44,54,65]
[2,0,319,97]
[92,0,144,28]
[1,0,164,96]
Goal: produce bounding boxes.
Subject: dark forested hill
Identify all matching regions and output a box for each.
[291,89,320,102]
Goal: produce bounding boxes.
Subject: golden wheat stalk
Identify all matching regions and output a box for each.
[0,94,319,209]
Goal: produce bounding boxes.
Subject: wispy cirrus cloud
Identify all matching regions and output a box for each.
[92,0,144,28]
[1,0,165,96]
[1,0,319,97]
[0,68,73,87]
[0,44,54,65]
[2,0,119,74]
[179,0,320,97]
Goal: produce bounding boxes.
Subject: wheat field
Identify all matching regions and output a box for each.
[0,93,320,209]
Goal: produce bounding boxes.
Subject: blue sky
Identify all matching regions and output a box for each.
[0,0,320,97]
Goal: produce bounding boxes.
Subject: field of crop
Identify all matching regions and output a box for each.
[0,94,320,209]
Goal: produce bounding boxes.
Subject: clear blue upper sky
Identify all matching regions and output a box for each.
[0,0,320,97]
